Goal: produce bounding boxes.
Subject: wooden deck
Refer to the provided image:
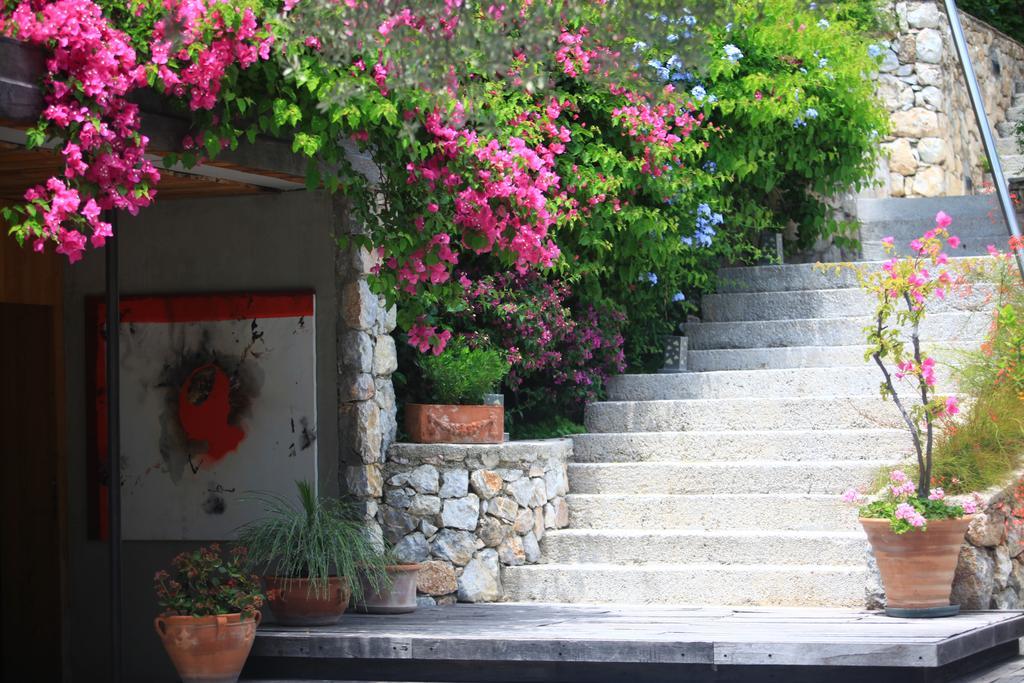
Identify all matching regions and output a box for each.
[244,603,1024,682]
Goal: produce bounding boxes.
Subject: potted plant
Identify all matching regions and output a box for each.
[153,544,264,683]
[237,481,389,625]
[406,338,510,444]
[352,551,421,614]
[840,212,978,618]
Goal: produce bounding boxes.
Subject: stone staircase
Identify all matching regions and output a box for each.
[996,81,1024,183]
[503,196,1001,607]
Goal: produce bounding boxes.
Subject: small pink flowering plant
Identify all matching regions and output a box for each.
[842,469,975,534]
[850,211,964,502]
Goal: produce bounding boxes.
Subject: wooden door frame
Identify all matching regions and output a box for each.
[0,222,69,680]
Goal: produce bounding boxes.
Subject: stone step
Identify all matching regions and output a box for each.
[684,312,986,350]
[997,135,1021,156]
[1006,105,1024,124]
[998,120,1017,138]
[701,285,995,322]
[567,493,859,531]
[1002,154,1024,179]
[539,529,866,566]
[502,563,868,607]
[584,396,904,433]
[859,218,1008,243]
[861,234,1009,259]
[687,341,977,371]
[606,366,957,401]
[857,195,998,225]
[571,429,911,463]
[716,256,987,293]
[567,460,891,495]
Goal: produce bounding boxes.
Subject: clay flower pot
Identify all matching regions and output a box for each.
[264,576,351,626]
[154,612,259,683]
[861,516,972,617]
[353,564,421,614]
[405,404,503,444]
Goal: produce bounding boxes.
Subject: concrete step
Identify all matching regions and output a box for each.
[684,312,986,350]
[567,493,859,531]
[539,529,866,566]
[998,120,1017,137]
[606,366,958,401]
[997,135,1021,156]
[701,285,995,322]
[571,429,911,463]
[1006,105,1024,124]
[584,396,905,433]
[862,234,1009,259]
[716,256,987,293]
[502,563,868,607]
[1002,154,1024,180]
[567,460,891,495]
[857,195,998,225]
[687,341,978,371]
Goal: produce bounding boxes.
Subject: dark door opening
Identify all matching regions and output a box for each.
[0,303,63,681]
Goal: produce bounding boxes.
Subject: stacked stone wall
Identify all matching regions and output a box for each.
[874,2,1024,198]
[379,440,572,604]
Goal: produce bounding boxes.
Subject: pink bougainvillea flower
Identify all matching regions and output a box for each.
[944,395,959,416]
[947,235,961,249]
[935,211,953,230]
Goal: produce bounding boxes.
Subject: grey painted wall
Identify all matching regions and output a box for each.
[63,191,344,681]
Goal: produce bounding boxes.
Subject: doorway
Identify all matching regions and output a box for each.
[0,303,64,681]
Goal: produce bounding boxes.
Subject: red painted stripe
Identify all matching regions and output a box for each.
[94,291,314,324]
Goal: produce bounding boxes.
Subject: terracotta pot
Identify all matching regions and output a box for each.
[405,404,503,444]
[154,612,259,683]
[861,516,972,615]
[264,576,351,626]
[353,564,421,614]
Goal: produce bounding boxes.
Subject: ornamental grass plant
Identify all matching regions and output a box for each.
[236,481,388,600]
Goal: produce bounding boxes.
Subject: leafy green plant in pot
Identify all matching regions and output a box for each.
[406,338,511,444]
[153,544,264,683]
[237,481,389,626]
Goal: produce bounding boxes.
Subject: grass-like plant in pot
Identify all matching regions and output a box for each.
[153,544,264,683]
[406,337,511,444]
[237,481,389,626]
[838,212,979,618]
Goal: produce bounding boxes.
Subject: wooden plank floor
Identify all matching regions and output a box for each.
[247,603,1024,682]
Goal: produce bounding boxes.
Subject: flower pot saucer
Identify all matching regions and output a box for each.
[884,604,960,619]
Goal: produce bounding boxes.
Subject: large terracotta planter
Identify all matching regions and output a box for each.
[353,564,421,614]
[154,612,259,683]
[405,403,503,444]
[264,576,351,626]
[861,516,972,617]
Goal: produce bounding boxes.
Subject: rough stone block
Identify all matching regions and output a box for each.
[393,532,430,563]
[967,511,1006,547]
[915,28,943,63]
[409,494,441,518]
[488,496,519,522]
[907,2,942,29]
[373,334,398,376]
[339,400,382,464]
[891,107,939,137]
[498,535,526,566]
[341,279,378,331]
[408,464,440,494]
[457,549,501,602]
[951,544,995,610]
[523,531,541,563]
[917,137,946,164]
[432,529,477,566]
[417,560,458,596]
[340,329,373,374]
[345,464,382,498]
[507,478,535,508]
[470,470,504,499]
[513,508,533,535]
[442,494,480,531]
[478,517,507,547]
[440,469,469,499]
[382,506,417,544]
[340,372,376,403]
[910,165,945,197]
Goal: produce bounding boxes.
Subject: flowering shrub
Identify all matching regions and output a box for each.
[842,469,975,534]
[153,543,264,617]
[846,212,963,500]
[686,0,888,254]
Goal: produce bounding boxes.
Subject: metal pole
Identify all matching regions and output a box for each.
[105,210,121,683]
[941,0,1024,278]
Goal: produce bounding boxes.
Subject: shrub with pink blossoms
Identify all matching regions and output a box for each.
[842,469,975,534]
[843,211,965,501]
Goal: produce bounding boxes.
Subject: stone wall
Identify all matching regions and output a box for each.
[950,473,1024,610]
[380,440,572,604]
[335,198,399,548]
[874,2,1024,198]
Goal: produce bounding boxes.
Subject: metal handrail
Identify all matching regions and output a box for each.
[942,0,1024,278]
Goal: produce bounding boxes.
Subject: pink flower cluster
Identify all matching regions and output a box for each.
[407,320,452,355]
[2,0,160,262]
[610,86,702,177]
[894,502,926,528]
[150,0,274,112]
[888,469,917,497]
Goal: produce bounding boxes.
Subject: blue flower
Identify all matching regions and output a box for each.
[723,44,743,62]
[703,160,718,173]
[805,107,819,119]
[707,94,718,104]
[644,272,659,285]
[793,117,807,128]
[672,292,686,302]
[818,57,828,68]
[690,85,707,101]
[817,18,830,29]
[667,33,679,43]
